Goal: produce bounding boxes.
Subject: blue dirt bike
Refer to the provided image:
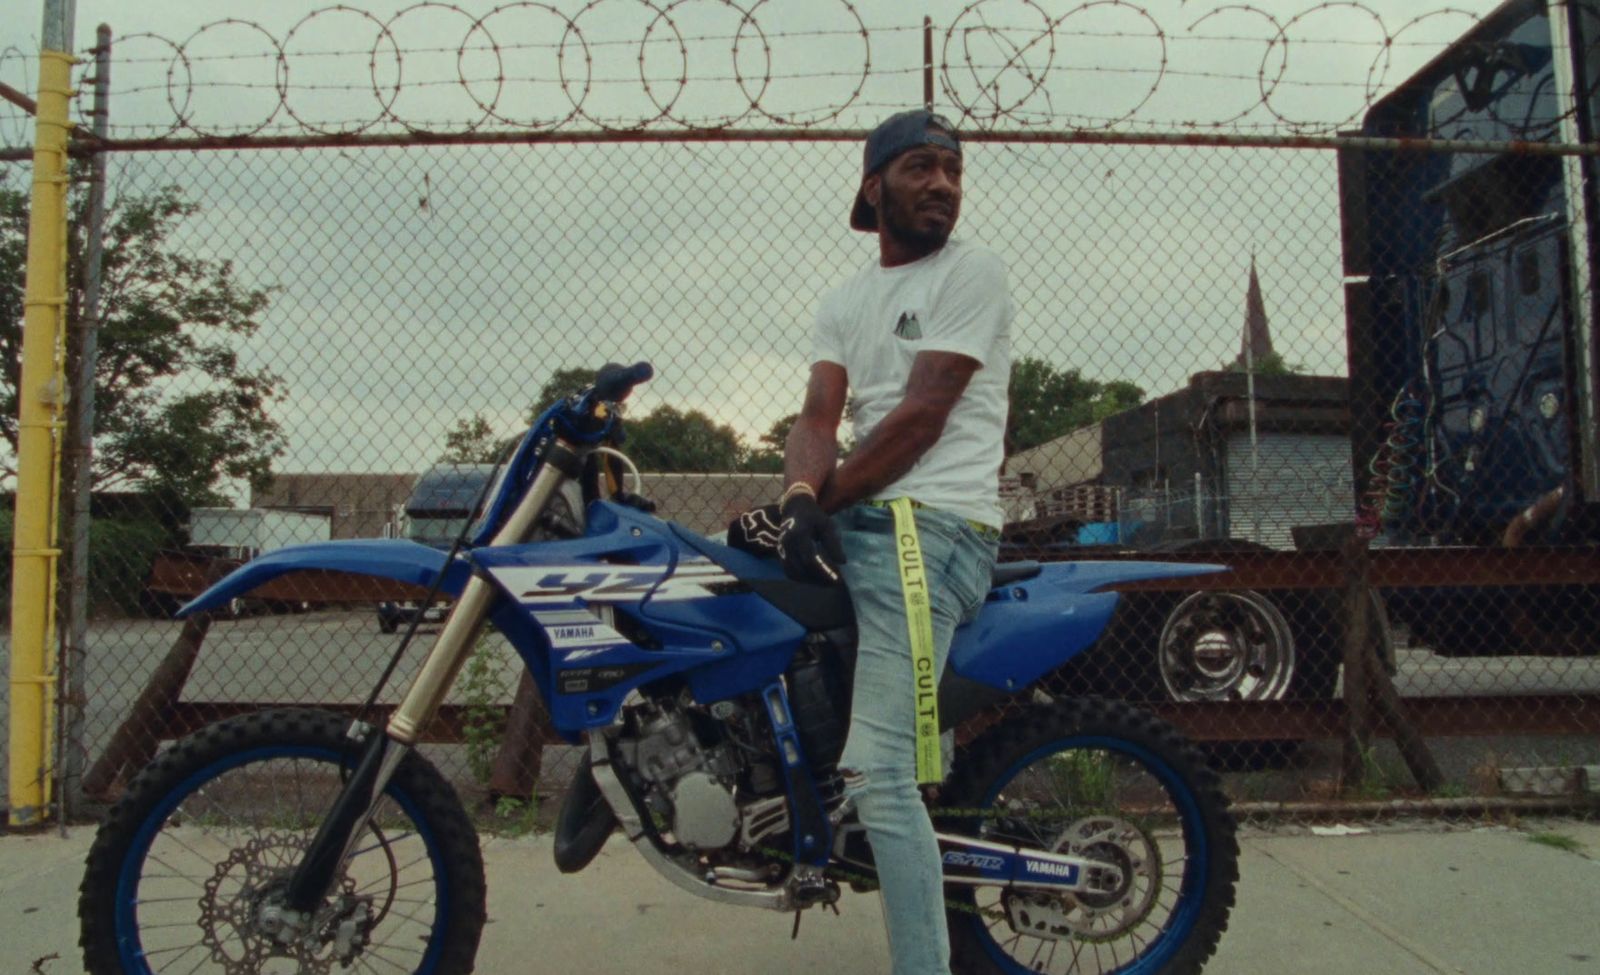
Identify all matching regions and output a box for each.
[79,363,1238,975]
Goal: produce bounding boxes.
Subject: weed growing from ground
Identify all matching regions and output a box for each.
[1528,831,1583,854]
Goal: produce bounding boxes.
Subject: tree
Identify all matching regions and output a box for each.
[440,368,749,473]
[531,367,747,472]
[0,177,285,506]
[440,412,503,464]
[743,412,796,473]
[436,368,603,465]
[1225,350,1302,376]
[625,405,746,472]
[531,367,597,418]
[1006,356,1144,455]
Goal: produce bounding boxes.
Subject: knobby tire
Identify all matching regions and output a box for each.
[79,707,486,975]
[939,697,1238,975]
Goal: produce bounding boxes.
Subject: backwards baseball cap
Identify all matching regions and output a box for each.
[849,109,962,232]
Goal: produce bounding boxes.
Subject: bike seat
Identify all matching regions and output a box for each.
[991,561,1041,587]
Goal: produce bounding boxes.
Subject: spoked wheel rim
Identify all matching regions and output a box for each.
[962,735,1212,975]
[113,745,451,975]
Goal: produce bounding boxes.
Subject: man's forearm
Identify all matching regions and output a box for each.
[818,401,943,511]
[784,419,839,497]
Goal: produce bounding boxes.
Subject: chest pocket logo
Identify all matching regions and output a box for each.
[893,311,923,340]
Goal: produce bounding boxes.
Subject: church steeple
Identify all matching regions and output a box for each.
[1234,255,1274,370]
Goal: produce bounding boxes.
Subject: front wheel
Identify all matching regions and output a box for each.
[940,698,1238,975]
[79,708,486,975]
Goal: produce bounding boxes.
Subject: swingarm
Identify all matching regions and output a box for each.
[934,832,1125,895]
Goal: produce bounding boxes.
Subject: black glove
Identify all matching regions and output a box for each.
[779,493,846,585]
[726,504,784,559]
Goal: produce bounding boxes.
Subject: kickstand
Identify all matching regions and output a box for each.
[790,898,841,939]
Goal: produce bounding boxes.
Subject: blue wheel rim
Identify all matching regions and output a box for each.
[965,733,1211,975]
[112,743,452,975]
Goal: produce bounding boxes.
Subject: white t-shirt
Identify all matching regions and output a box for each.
[812,238,1014,529]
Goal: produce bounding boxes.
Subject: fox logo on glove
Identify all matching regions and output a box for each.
[738,507,784,551]
[726,504,784,559]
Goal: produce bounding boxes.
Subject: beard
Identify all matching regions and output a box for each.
[878,178,956,252]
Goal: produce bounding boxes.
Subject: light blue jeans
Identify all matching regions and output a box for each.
[834,503,998,975]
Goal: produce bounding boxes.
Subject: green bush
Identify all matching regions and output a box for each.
[0,506,173,620]
[88,517,172,617]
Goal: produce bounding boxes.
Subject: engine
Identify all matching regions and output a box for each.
[614,695,790,853]
[612,644,852,860]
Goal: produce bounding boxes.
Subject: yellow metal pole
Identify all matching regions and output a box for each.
[8,43,75,827]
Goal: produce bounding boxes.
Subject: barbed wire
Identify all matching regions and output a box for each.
[0,44,37,150]
[2,1,1597,147]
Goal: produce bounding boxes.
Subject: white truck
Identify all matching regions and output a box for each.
[187,507,332,560]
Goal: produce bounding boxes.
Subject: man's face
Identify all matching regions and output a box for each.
[870,142,962,250]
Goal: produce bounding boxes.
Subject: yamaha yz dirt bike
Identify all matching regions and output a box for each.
[79,363,1239,974]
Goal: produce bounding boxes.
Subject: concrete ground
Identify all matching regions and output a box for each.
[2,817,1598,974]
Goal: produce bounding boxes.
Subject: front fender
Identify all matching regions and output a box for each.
[177,539,473,617]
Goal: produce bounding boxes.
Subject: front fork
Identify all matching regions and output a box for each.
[282,441,582,915]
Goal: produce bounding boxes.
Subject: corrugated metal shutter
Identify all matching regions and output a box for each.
[1223,432,1354,549]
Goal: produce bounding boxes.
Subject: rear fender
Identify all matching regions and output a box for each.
[949,560,1226,691]
[177,539,472,617]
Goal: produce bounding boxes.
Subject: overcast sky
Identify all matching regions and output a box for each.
[1,0,1522,493]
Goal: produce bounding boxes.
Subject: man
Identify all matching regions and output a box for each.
[779,109,1013,975]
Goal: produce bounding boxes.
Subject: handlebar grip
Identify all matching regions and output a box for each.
[593,361,653,402]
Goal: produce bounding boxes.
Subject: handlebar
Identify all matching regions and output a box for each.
[545,360,654,446]
[592,361,653,403]
[466,360,653,545]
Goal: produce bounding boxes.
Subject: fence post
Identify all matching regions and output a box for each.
[1340,528,1443,793]
[8,0,76,827]
[59,23,110,823]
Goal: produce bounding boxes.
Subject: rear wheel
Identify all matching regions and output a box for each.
[941,698,1238,975]
[79,708,486,974]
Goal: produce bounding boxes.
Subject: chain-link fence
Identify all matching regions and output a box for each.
[4,0,1600,830]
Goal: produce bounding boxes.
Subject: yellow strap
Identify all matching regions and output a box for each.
[889,498,941,785]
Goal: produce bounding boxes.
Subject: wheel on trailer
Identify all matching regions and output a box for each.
[1156,589,1298,701]
[79,708,486,975]
[940,697,1238,975]
[1128,538,1343,703]
[1090,584,1342,706]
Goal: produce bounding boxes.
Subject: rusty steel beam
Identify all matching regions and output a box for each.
[7,125,1600,164]
[1149,694,1600,742]
[157,695,1600,747]
[165,702,491,743]
[239,570,435,604]
[0,81,36,116]
[149,544,1600,605]
[1063,547,1600,592]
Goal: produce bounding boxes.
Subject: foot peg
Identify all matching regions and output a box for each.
[789,869,840,909]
